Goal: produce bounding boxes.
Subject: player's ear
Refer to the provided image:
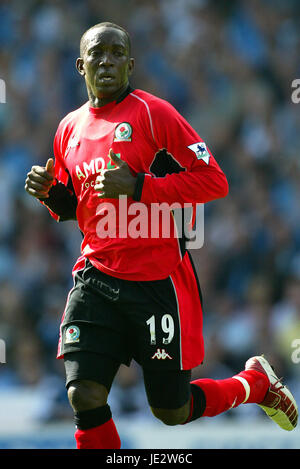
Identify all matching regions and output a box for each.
[76,58,85,76]
[128,58,135,77]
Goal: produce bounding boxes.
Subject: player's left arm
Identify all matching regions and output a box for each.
[132,101,228,205]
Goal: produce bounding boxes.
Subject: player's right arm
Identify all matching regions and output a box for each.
[25,117,79,222]
[25,158,77,221]
[25,157,77,221]
[25,114,79,221]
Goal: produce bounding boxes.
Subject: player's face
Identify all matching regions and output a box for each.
[77,27,134,104]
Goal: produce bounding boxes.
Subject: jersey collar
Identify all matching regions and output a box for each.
[89,85,134,115]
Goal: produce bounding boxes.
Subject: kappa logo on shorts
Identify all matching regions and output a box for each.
[151,348,172,360]
[65,325,80,343]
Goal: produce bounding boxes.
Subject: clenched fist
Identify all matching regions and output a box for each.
[25,158,55,199]
[94,149,136,198]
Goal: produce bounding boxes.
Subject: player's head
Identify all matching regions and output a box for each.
[76,22,134,103]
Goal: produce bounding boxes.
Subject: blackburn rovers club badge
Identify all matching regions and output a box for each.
[65,325,80,343]
[114,122,132,142]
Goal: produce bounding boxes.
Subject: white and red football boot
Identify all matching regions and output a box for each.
[245,355,298,431]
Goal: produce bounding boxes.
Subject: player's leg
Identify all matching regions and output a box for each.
[144,360,297,431]
[143,366,265,425]
[57,260,132,448]
[143,368,193,425]
[143,367,267,425]
[64,351,122,449]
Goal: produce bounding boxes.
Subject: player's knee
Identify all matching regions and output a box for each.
[151,405,189,426]
[67,379,108,412]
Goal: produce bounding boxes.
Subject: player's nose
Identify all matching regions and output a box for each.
[99,52,114,67]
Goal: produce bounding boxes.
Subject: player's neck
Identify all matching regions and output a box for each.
[88,83,130,108]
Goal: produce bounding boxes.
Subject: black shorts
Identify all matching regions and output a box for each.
[57,253,204,371]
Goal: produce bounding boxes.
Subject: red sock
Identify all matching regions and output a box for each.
[74,418,121,449]
[191,370,269,417]
[235,370,269,403]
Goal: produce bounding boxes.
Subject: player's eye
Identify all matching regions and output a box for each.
[113,48,125,57]
[88,50,98,58]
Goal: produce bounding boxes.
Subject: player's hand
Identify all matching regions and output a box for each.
[25,158,55,199]
[95,149,136,198]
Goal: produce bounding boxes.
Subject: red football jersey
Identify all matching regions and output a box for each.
[47,88,228,281]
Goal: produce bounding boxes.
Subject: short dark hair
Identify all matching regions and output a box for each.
[80,22,131,56]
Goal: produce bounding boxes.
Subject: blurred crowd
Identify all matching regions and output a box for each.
[0,0,300,424]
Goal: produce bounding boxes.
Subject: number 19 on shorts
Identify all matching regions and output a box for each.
[146,314,174,345]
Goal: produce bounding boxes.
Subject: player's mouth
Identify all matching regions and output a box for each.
[97,74,116,84]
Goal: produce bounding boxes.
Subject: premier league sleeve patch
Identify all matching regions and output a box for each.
[114,122,132,142]
[188,142,210,164]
